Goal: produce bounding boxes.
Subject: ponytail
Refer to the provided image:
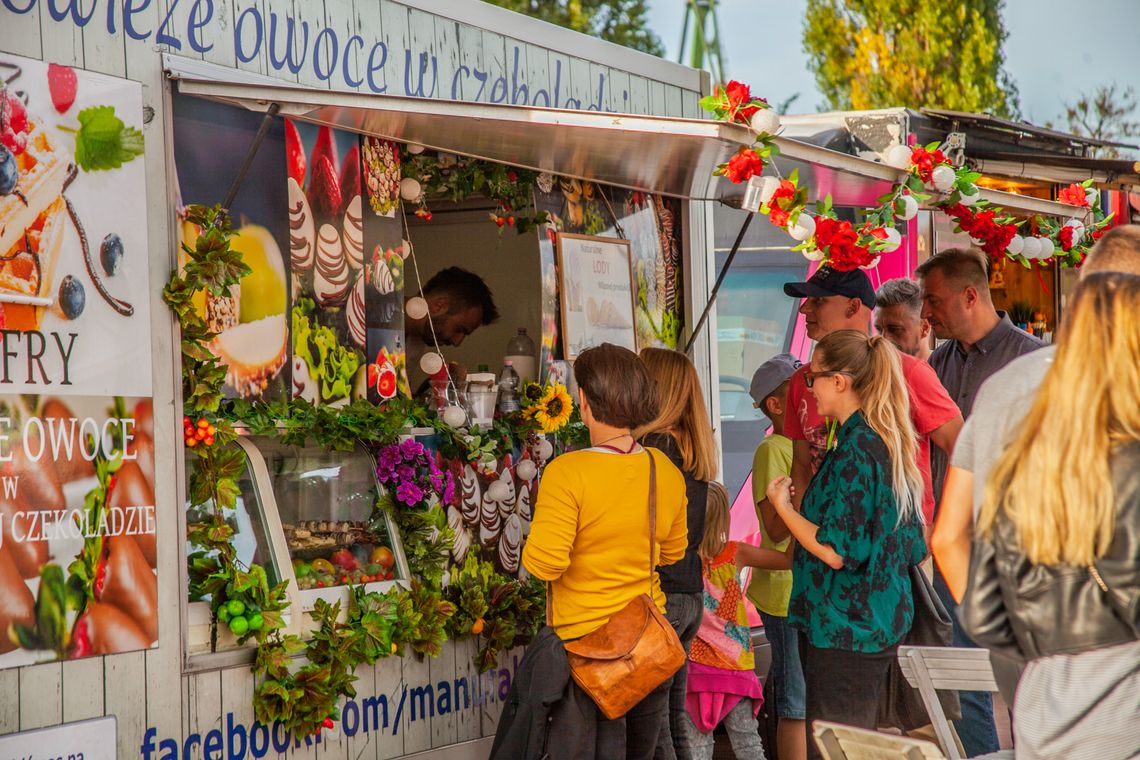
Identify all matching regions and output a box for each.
[815,331,925,526]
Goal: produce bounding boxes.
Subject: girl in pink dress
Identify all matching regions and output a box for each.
[682,482,794,760]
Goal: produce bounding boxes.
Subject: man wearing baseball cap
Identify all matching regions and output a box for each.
[774,266,962,536]
[747,352,807,760]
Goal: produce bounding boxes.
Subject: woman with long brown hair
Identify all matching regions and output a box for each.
[766,330,926,759]
[637,347,719,760]
[962,272,1140,759]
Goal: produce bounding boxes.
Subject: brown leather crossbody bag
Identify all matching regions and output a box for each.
[549,450,686,720]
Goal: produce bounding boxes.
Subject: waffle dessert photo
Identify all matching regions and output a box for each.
[0,54,149,396]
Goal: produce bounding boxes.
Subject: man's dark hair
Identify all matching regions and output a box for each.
[915,247,990,291]
[422,267,499,324]
[875,277,923,315]
[574,343,659,429]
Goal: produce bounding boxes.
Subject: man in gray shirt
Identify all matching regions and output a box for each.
[917,248,1044,501]
[916,247,1043,758]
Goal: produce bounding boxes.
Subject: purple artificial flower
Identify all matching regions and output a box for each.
[399,438,426,462]
[396,480,424,507]
[377,445,402,472]
[397,463,416,482]
[442,474,456,506]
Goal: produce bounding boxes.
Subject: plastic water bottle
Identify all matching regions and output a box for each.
[497,360,521,413]
[505,328,537,384]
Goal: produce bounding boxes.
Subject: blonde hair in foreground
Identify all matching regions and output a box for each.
[699,482,731,562]
[815,330,924,526]
[636,348,719,481]
[979,272,1140,565]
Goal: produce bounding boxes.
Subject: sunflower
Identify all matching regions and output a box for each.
[533,384,573,432]
[522,382,547,412]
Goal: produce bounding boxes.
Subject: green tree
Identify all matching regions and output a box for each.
[1058,84,1139,159]
[803,0,1019,118]
[483,0,664,56]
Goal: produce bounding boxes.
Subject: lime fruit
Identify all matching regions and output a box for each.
[228,616,249,636]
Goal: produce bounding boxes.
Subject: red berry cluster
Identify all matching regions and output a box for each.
[184,416,216,447]
[491,203,516,227]
[414,208,433,221]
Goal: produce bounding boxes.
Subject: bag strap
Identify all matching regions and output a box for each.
[647,450,657,597]
[545,449,659,627]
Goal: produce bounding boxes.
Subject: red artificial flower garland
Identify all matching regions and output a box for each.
[702,78,1111,271]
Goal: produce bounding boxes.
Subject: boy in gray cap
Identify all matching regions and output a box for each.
[746,352,806,760]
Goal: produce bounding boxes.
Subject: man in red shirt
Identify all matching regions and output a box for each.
[772,266,962,535]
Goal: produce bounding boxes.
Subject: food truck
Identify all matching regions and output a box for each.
[0,2,1101,759]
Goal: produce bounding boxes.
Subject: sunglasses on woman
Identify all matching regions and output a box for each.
[804,370,854,388]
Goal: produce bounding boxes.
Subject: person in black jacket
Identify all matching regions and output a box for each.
[961,272,1140,760]
[638,348,718,760]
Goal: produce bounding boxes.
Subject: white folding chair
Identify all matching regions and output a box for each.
[897,645,1001,760]
[813,720,947,760]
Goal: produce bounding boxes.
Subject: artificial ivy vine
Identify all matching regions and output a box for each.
[166,204,570,738]
[401,150,550,233]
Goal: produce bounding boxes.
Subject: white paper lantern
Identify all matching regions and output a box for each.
[897,194,919,221]
[880,227,903,252]
[1007,234,1025,256]
[401,239,413,259]
[1037,237,1055,259]
[487,480,511,502]
[1020,237,1041,259]
[860,256,882,271]
[535,438,554,462]
[1085,187,1099,206]
[931,165,956,193]
[406,143,426,155]
[883,144,913,170]
[788,214,816,241]
[802,248,825,262]
[405,296,429,320]
[419,351,444,375]
[515,459,538,482]
[758,176,781,205]
[399,177,422,201]
[749,108,781,135]
[959,186,981,206]
[441,405,467,428]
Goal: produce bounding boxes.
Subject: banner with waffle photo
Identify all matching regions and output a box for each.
[0,53,152,398]
[0,55,156,667]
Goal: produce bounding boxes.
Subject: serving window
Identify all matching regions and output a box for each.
[185,436,408,661]
[251,437,406,592]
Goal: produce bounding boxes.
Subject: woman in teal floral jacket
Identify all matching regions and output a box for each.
[767,330,926,759]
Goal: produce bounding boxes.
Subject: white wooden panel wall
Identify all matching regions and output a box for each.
[0,0,702,754]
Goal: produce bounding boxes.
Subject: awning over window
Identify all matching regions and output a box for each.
[165,56,1085,217]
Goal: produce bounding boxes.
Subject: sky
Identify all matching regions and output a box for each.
[646,0,1140,134]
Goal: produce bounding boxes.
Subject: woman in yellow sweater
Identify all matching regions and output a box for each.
[522,342,689,759]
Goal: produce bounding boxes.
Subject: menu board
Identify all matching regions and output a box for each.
[556,233,636,358]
